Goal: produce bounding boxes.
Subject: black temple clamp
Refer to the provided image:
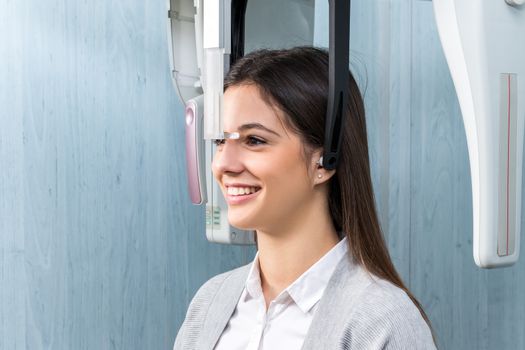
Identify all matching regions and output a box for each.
[231,0,249,66]
[323,0,351,170]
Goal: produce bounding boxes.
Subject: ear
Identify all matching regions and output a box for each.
[310,149,336,186]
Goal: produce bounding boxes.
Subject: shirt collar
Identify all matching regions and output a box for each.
[243,237,348,314]
[245,254,264,300]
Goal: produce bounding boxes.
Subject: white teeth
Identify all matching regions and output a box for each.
[227,186,259,196]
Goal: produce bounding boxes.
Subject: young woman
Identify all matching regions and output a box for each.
[174,47,436,350]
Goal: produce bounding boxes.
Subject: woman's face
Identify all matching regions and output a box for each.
[212,84,320,233]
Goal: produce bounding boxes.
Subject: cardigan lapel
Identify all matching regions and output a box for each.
[200,263,251,350]
[301,255,363,350]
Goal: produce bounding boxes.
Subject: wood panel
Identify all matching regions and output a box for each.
[410,2,480,348]
[349,0,414,278]
[1,2,27,349]
[386,0,413,280]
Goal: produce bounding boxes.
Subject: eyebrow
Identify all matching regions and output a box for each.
[236,123,281,137]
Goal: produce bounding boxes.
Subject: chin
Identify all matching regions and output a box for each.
[227,210,257,231]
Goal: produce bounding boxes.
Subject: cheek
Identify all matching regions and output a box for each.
[211,152,222,181]
[211,159,218,179]
[277,162,311,192]
[252,152,311,196]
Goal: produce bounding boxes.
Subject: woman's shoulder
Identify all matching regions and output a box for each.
[355,274,418,312]
[338,269,436,349]
[351,276,424,323]
[174,263,251,350]
[192,263,251,303]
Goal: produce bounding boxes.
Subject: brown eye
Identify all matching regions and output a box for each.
[246,136,266,146]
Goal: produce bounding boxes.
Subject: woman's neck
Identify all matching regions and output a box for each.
[255,205,340,308]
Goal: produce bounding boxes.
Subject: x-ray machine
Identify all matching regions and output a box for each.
[167,0,525,268]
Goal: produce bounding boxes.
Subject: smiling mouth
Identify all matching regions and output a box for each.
[226,186,262,196]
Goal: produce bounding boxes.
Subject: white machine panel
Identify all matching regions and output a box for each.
[167,0,203,102]
[434,0,525,268]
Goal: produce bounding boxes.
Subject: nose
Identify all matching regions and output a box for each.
[212,140,245,177]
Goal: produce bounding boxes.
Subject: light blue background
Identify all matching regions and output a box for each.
[1,0,524,349]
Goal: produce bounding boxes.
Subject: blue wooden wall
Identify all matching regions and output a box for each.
[1,0,524,349]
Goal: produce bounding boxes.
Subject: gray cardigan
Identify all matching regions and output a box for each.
[174,255,436,350]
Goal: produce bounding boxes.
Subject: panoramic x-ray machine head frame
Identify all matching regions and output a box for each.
[167,0,321,246]
[168,0,525,268]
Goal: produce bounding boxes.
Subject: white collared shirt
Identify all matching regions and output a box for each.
[214,237,348,350]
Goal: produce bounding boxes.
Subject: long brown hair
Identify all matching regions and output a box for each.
[224,46,434,336]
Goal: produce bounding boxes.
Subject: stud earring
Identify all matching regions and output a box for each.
[317,173,322,179]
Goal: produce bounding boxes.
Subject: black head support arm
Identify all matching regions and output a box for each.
[323,0,351,170]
